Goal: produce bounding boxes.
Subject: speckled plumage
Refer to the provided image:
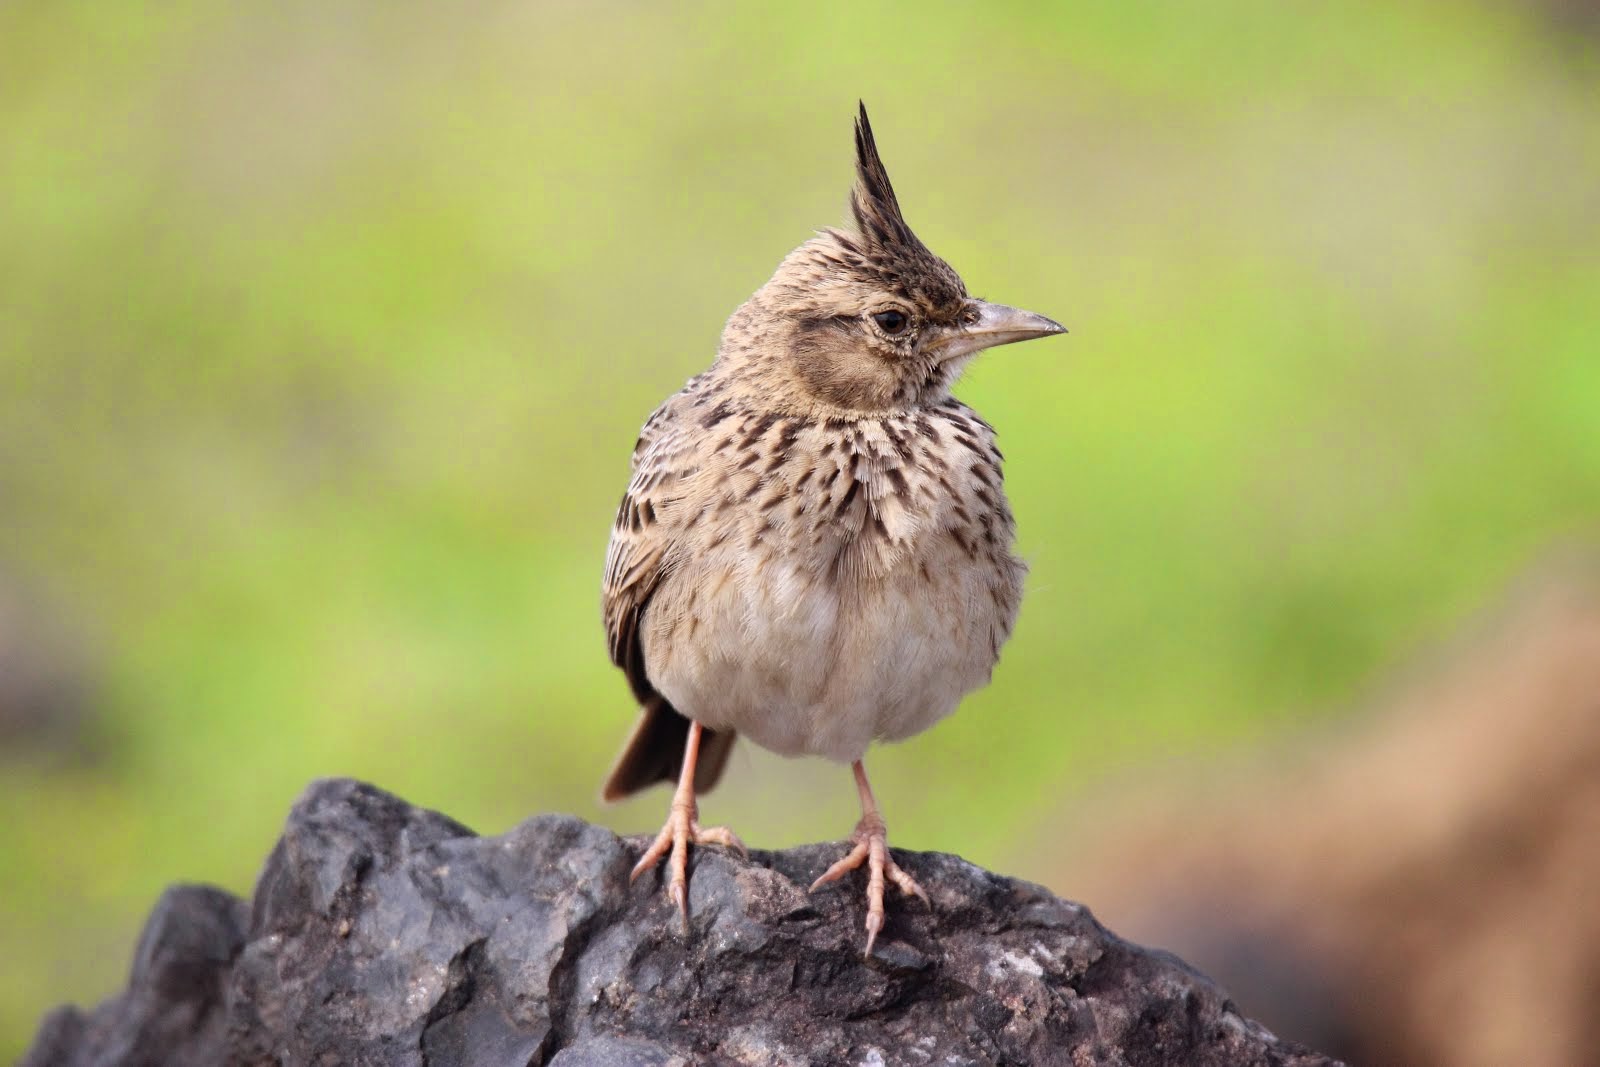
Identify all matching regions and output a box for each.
[606,375,1024,766]
[601,105,1064,951]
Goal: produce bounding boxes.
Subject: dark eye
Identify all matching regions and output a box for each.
[872,309,910,335]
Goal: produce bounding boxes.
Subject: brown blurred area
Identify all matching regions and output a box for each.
[1533,0,1600,36]
[1060,552,1600,1067]
[0,576,98,762]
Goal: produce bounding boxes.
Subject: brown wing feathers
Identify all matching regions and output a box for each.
[600,397,736,801]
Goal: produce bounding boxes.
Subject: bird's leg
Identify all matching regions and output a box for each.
[810,759,929,955]
[629,720,746,932]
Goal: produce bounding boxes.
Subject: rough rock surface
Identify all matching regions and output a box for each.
[23,778,1342,1066]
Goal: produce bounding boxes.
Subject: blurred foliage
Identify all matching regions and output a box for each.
[2,0,1598,1056]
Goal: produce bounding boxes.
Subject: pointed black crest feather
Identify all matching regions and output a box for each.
[851,102,920,252]
[808,102,968,314]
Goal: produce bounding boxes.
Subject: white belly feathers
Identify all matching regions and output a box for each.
[637,403,1024,763]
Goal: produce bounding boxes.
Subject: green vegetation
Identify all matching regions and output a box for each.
[2,1,1597,1055]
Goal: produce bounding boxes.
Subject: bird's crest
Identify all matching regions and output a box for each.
[752,103,968,328]
[850,103,918,252]
[832,103,964,309]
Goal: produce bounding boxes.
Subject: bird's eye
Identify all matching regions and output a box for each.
[872,309,910,336]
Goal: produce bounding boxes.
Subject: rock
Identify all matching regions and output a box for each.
[24,885,248,1067]
[22,778,1343,1066]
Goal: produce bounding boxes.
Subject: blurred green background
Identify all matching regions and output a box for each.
[3,0,1598,1057]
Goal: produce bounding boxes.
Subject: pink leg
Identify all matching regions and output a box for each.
[810,759,929,955]
[630,721,745,932]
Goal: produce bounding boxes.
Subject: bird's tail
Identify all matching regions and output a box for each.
[601,693,737,802]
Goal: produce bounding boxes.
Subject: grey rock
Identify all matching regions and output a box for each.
[22,885,248,1067]
[22,778,1344,1066]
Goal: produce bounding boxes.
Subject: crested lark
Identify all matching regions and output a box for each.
[602,104,1064,953]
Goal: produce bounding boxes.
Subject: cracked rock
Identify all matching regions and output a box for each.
[22,778,1342,1066]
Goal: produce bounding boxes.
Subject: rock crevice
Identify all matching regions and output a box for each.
[23,778,1341,1066]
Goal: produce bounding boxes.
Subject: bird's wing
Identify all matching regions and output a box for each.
[602,391,702,704]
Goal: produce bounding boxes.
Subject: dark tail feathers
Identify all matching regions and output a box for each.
[601,694,737,802]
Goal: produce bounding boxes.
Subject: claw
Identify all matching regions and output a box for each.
[810,839,870,891]
[625,721,742,935]
[630,801,742,933]
[887,862,931,907]
[695,823,749,858]
[669,878,688,934]
[810,813,928,957]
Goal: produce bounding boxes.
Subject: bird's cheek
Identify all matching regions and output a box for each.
[933,353,978,386]
[791,348,890,410]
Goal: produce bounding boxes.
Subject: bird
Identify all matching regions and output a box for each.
[601,103,1064,954]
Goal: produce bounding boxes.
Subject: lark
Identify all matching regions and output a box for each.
[601,104,1064,953]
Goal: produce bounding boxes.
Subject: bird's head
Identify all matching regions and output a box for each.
[719,104,1064,414]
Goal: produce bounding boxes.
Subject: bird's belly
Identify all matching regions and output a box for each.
[643,542,1017,762]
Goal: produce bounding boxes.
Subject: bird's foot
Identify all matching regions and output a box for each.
[630,798,745,933]
[810,812,929,956]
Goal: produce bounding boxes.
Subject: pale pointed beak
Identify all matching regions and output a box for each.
[936,300,1066,362]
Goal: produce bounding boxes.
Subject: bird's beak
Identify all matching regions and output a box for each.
[936,300,1066,362]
